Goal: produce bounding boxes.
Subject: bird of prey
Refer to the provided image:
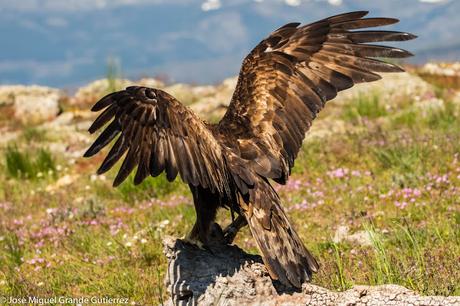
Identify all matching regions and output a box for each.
[84,11,415,288]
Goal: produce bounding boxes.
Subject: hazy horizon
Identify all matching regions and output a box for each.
[1,0,458,89]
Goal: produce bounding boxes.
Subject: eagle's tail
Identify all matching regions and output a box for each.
[241,179,319,288]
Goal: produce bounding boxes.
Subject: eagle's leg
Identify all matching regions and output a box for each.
[183,185,220,249]
[183,223,206,250]
[223,215,247,244]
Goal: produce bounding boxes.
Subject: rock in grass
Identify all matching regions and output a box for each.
[163,236,460,306]
[333,225,373,247]
[0,85,62,124]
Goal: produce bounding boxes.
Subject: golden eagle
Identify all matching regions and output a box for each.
[84,11,415,288]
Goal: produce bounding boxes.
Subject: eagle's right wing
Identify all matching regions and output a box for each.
[218,11,416,185]
[84,86,230,195]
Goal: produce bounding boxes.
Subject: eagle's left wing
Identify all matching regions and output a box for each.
[84,86,230,195]
[218,11,416,184]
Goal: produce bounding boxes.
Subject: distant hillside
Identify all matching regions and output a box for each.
[0,0,459,87]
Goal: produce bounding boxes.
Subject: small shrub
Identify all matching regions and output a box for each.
[5,145,34,179]
[4,145,56,179]
[36,149,56,174]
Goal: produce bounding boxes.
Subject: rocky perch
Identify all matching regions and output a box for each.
[163,237,460,306]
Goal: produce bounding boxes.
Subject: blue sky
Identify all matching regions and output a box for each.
[0,0,458,89]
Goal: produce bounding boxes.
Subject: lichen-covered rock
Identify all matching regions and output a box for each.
[0,85,62,124]
[163,236,460,306]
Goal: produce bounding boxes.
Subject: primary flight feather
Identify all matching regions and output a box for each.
[84,11,416,288]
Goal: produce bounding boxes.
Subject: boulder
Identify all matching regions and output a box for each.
[163,236,460,306]
[0,85,62,124]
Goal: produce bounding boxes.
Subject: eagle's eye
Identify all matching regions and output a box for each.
[145,89,157,100]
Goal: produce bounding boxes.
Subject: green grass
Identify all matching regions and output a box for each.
[22,127,48,143]
[4,145,56,180]
[342,92,388,123]
[426,100,459,130]
[367,225,395,284]
[0,75,459,304]
[391,110,418,128]
[331,242,350,291]
[372,143,429,183]
[117,173,187,202]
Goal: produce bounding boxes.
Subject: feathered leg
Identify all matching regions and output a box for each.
[183,185,220,249]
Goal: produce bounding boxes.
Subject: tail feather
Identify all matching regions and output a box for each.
[241,178,319,288]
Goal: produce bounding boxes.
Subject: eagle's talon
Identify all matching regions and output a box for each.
[223,227,238,244]
[182,230,208,250]
[181,236,215,254]
[209,222,226,244]
[222,215,248,244]
[182,236,206,250]
[203,244,214,255]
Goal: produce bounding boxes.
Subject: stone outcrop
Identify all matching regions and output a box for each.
[163,237,460,306]
[0,85,62,124]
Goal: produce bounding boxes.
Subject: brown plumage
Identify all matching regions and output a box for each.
[84,11,415,288]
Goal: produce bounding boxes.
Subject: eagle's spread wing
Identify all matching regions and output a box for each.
[84,86,229,194]
[218,11,416,184]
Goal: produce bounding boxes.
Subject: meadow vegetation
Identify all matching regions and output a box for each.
[0,71,459,305]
